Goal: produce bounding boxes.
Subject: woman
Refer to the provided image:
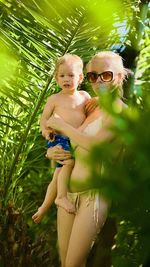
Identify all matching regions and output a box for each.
[46,51,130,267]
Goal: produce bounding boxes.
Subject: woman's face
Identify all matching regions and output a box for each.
[86,58,122,95]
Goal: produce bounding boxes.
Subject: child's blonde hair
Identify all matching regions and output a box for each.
[86,51,132,96]
[55,53,83,78]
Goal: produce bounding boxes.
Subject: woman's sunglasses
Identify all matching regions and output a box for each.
[86,71,113,83]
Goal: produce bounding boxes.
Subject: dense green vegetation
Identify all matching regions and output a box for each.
[0,0,150,266]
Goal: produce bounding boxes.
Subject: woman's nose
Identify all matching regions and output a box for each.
[96,76,102,83]
[96,76,102,84]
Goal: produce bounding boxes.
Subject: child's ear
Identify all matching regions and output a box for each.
[54,71,58,81]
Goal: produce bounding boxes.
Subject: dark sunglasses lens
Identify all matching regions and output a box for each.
[100,71,113,82]
[87,72,98,83]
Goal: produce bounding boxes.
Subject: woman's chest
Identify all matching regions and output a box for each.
[83,117,102,136]
[80,109,103,136]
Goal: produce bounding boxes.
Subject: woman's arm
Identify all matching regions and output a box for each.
[47,114,114,151]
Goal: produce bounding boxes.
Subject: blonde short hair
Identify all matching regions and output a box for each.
[55,53,83,77]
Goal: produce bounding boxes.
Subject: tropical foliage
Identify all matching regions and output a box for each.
[0,0,150,266]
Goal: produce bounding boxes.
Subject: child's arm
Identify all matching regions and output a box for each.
[40,95,56,140]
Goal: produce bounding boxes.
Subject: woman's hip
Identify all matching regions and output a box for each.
[67,190,109,227]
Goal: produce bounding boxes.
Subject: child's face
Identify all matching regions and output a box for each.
[86,58,122,95]
[56,62,83,92]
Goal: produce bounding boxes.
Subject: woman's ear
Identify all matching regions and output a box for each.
[117,73,124,85]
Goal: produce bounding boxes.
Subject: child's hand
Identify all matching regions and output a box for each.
[85,97,99,116]
[42,128,53,140]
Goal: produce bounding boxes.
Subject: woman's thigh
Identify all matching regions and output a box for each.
[57,207,75,266]
[65,194,108,267]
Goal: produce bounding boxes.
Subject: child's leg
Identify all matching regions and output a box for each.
[32,168,61,223]
[55,159,75,213]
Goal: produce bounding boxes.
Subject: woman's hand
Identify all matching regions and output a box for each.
[46,114,65,132]
[85,97,99,116]
[46,146,72,164]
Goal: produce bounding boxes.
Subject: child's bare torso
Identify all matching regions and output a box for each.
[52,91,88,129]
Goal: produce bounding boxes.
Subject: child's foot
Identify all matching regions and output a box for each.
[55,197,76,213]
[32,207,45,223]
